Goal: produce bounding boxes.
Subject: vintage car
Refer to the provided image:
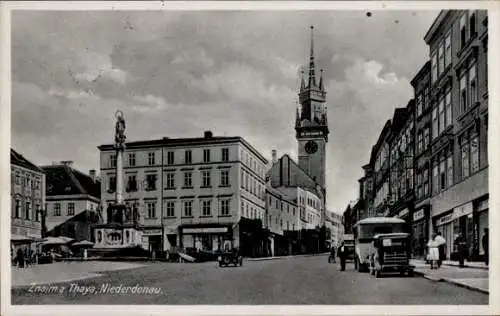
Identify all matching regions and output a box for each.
[217,249,243,267]
[369,233,415,278]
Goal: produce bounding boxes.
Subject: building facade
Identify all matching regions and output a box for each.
[42,162,101,242]
[10,149,45,252]
[425,9,488,261]
[411,61,432,259]
[98,131,268,253]
[345,9,489,262]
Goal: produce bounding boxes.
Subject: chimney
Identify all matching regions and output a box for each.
[89,169,96,182]
[60,160,73,168]
[272,150,277,164]
[204,130,213,139]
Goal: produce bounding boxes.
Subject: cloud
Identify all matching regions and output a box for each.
[10,10,439,214]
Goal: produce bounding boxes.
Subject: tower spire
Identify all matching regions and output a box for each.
[308,25,316,88]
[300,68,306,92]
[319,68,324,91]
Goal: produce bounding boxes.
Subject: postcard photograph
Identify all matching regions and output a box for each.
[2,1,498,315]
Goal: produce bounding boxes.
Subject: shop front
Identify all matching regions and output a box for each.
[142,227,162,253]
[179,224,234,252]
[474,197,488,261]
[434,202,474,261]
[411,206,429,259]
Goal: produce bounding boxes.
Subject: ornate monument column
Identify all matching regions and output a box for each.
[92,110,143,252]
[114,110,126,206]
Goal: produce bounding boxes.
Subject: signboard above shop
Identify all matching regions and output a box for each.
[413,209,425,222]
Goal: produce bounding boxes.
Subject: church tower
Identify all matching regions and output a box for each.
[296,26,329,192]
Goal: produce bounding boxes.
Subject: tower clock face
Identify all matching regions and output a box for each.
[305,140,318,154]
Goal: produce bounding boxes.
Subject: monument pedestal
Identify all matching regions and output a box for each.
[93,204,144,250]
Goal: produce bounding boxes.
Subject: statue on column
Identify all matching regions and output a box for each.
[115,110,126,150]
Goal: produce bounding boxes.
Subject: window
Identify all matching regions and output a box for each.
[166,172,175,189]
[469,10,476,36]
[461,137,470,179]
[424,127,430,149]
[447,155,454,188]
[184,150,192,164]
[417,132,424,153]
[166,201,175,217]
[146,174,157,191]
[183,172,192,188]
[432,107,438,139]
[220,199,230,216]
[245,173,249,190]
[183,200,193,217]
[67,202,75,216]
[25,201,31,220]
[445,90,452,127]
[201,200,212,216]
[423,166,429,196]
[240,170,244,188]
[445,34,452,67]
[460,74,468,112]
[35,204,40,221]
[14,199,20,218]
[241,201,244,214]
[167,151,174,165]
[147,202,156,218]
[110,154,117,168]
[440,156,446,190]
[460,14,467,48]
[128,153,136,167]
[416,93,423,117]
[438,98,445,135]
[220,169,230,187]
[438,44,444,75]
[471,135,479,173]
[202,170,211,187]
[54,203,61,216]
[127,175,137,192]
[431,53,438,83]
[221,148,229,162]
[203,149,210,163]
[108,175,116,193]
[246,204,249,218]
[148,152,155,165]
[432,162,439,194]
[469,64,477,106]
[15,172,20,185]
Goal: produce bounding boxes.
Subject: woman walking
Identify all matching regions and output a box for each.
[427,233,439,269]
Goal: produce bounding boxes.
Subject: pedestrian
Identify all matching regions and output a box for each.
[435,232,446,268]
[337,241,347,271]
[426,234,439,269]
[329,245,336,263]
[482,228,488,266]
[16,248,24,268]
[455,233,466,268]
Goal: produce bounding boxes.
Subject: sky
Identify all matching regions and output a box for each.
[11,9,439,214]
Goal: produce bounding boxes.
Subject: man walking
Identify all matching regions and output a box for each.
[435,231,446,268]
[482,228,489,266]
[329,244,336,263]
[338,241,347,271]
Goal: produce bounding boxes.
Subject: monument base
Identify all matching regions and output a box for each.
[93,204,145,251]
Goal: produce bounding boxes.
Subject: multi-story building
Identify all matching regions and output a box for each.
[371,120,393,216]
[10,149,45,252]
[42,161,101,242]
[265,185,302,255]
[357,164,374,219]
[388,101,416,231]
[326,211,343,248]
[424,9,488,261]
[411,61,432,259]
[98,131,268,254]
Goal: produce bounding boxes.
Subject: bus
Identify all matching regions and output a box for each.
[353,217,406,272]
[343,234,355,261]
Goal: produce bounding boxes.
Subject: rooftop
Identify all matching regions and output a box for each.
[41,163,100,198]
[11,149,44,173]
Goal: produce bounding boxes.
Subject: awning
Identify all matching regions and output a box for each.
[41,236,72,246]
[71,240,94,247]
[11,234,35,242]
